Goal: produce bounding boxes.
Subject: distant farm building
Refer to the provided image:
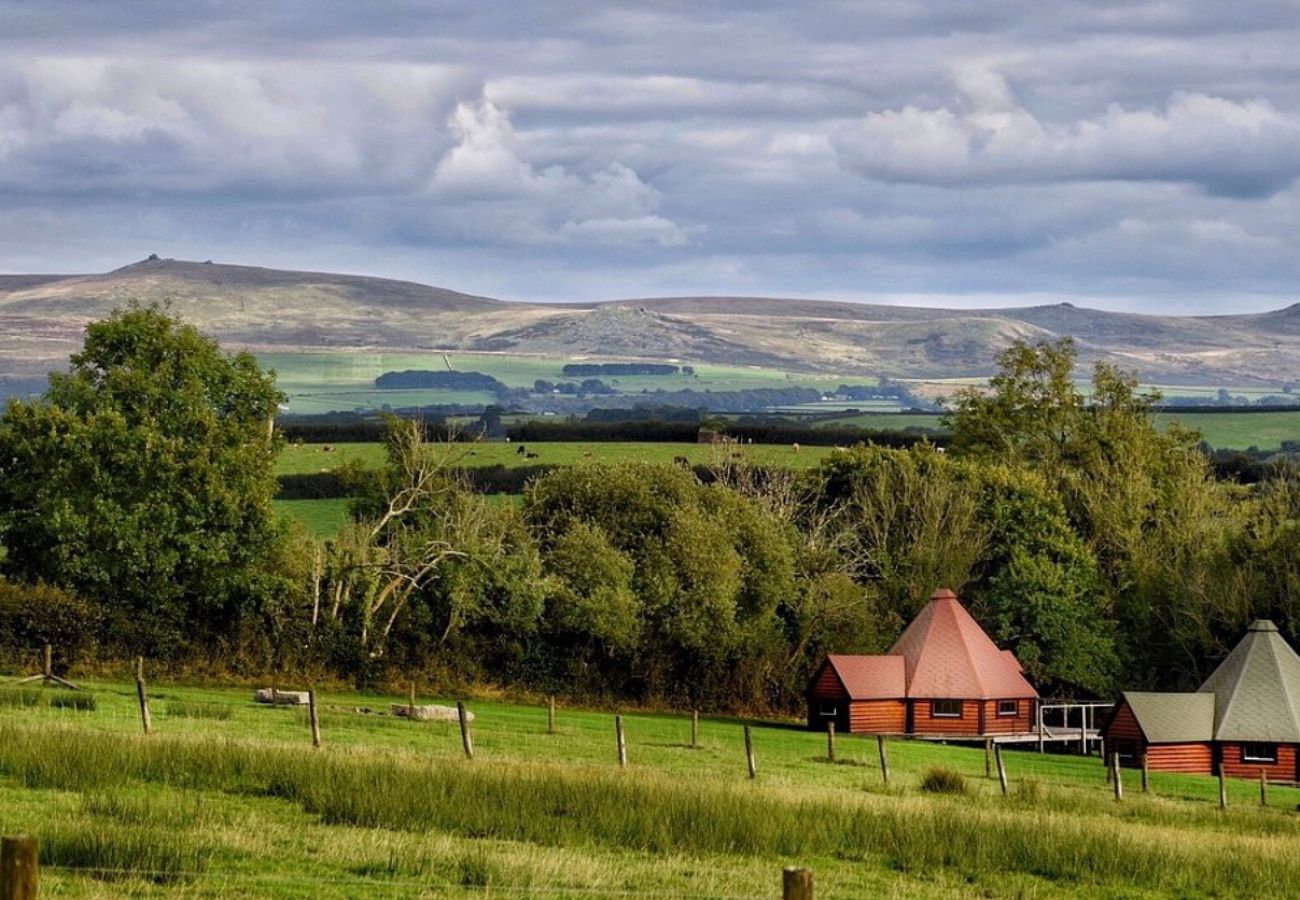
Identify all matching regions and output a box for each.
[1103,620,1300,779]
[805,588,1039,737]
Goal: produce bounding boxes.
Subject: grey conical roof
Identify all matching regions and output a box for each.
[1198,620,1300,742]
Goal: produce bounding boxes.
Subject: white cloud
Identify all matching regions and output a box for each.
[835,65,1300,196]
[429,99,693,247]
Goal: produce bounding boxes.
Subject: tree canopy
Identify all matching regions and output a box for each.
[0,304,285,653]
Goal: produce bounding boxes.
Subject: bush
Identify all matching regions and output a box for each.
[919,766,969,795]
[0,580,102,659]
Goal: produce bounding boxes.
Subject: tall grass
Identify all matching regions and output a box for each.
[40,824,210,883]
[0,687,43,708]
[2,721,1300,895]
[163,699,233,720]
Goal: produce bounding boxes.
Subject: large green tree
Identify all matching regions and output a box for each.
[0,304,285,654]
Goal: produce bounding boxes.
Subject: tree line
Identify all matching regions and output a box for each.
[2,307,1299,709]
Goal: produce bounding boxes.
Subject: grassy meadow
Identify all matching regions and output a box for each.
[4,678,1300,897]
[820,409,1300,452]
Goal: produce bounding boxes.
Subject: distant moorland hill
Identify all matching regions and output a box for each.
[2,256,1299,389]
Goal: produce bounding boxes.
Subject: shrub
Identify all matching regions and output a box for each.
[0,580,102,659]
[919,766,969,795]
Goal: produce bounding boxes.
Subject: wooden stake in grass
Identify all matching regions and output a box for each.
[1141,751,1149,793]
[1111,751,1123,801]
[744,725,756,779]
[1260,769,1268,807]
[994,742,1008,796]
[1,834,38,900]
[691,709,699,749]
[876,734,890,785]
[1219,768,1228,809]
[984,739,992,778]
[15,642,80,690]
[782,866,813,900]
[615,715,627,768]
[408,683,416,719]
[457,701,473,760]
[547,695,556,735]
[826,721,835,762]
[134,656,152,736]
[308,689,321,749]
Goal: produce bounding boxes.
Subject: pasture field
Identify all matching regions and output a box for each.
[274,440,833,477]
[819,409,1300,451]
[3,679,1300,897]
[271,498,353,538]
[259,351,865,415]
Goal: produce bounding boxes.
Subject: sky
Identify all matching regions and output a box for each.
[2,1,1299,313]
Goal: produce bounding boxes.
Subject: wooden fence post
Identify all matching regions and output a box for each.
[134,656,152,736]
[616,715,627,768]
[1,835,39,900]
[1260,769,1268,807]
[457,701,473,760]
[744,725,756,779]
[994,743,1008,796]
[691,709,699,749]
[877,734,890,785]
[1111,751,1123,801]
[826,721,836,762]
[1037,703,1045,753]
[1141,751,1149,793]
[308,689,321,749]
[547,696,556,735]
[1079,713,1086,755]
[984,739,992,778]
[1219,768,1228,809]
[782,866,813,900]
[408,683,416,719]
[42,644,52,680]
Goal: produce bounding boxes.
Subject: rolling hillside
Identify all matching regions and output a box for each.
[2,256,1300,388]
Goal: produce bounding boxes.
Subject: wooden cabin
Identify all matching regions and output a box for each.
[1102,620,1300,779]
[806,588,1039,736]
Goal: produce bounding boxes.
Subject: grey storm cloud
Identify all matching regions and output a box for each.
[1,0,1300,311]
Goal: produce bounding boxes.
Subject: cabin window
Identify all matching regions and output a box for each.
[1242,743,1278,764]
[818,700,838,718]
[932,699,962,718]
[997,700,1018,717]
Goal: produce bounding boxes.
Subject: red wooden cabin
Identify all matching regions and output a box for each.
[806,588,1039,736]
[1103,620,1300,779]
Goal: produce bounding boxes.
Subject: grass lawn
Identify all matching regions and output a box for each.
[3,678,1300,897]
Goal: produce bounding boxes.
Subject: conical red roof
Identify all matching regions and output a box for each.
[887,588,1038,699]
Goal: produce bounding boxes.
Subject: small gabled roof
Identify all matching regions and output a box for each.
[888,588,1038,700]
[1119,691,1215,743]
[1199,620,1300,743]
[821,655,906,700]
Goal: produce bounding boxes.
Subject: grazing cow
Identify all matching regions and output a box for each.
[516,444,527,455]
[322,445,335,452]
[525,451,540,459]
[792,443,800,454]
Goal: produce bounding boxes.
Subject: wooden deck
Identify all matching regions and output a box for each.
[863,701,1113,753]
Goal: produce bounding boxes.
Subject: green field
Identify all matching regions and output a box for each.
[3,678,1300,897]
[819,410,1300,452]
[271,498,353,538]
[258,351,866,415]
[274,440,834,477]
